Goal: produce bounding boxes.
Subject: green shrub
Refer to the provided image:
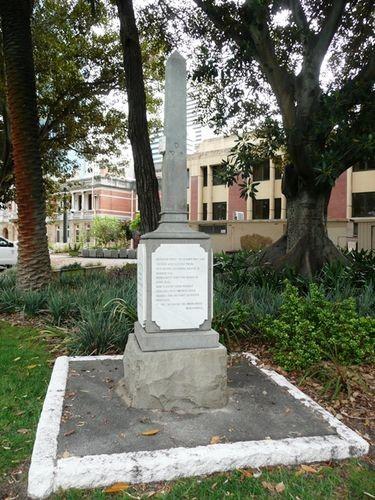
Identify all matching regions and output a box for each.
[260,283,375,371]
[60,262,82,271]
[21,289,48,317]
[92,215,125,247]
[68,243,81,257]
[47,289,75,325]
[213,299,253,347]
[0,288,22,313]
[69,307,129,355]
[0,268,17,291]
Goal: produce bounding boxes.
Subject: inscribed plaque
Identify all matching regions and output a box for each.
[151,244,208,330]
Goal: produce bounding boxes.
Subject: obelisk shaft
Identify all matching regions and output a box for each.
[160,50,187,224]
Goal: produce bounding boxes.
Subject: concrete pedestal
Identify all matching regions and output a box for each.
[120,334,228,410]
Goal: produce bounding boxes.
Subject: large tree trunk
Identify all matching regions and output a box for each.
[0,0,51,290]
[260,167,346,277]
[116,0,161,234]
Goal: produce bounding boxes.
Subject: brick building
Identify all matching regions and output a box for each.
[0,174,137,246]
[186,136,375,251]
[1,135,374,251]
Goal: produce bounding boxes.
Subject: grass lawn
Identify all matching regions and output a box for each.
[0,321,52,479]
[51,461,374,499]
[0,319,374,499]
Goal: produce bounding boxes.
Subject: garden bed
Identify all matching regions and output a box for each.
[51,265,106,280]
[0,250,374,465]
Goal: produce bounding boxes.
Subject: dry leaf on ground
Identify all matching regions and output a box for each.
[262,481,275,492]
[104,482,129,493]
[210,435,221,444]
[141,429,160,436]
[262,481,285,494]
[240,469,253,478]
[275,482,285,493]
[300,464,318,474]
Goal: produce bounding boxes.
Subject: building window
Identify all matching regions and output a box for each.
[202,203,207,221]
[187,169,190,189]
[253,160,270,181]
[56,226,60,243]
[352,192,375,217]
[199,224,227,234]
[75,225,80,243]
[274,198,281,219]
[186,204,189,218]
[253,198,270,219]
[86,224,91,242]
[274,158,282,179]
[212,164,226,186]
[78,194,82,211]
[202,166,207,187]
[88,193,93,210]
[353,160,375,172]
[213,202,227,220]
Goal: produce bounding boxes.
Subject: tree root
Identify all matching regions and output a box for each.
[259,234,347,278]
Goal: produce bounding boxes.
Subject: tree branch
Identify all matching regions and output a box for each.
[194,0,296,129]
[289,0,310,40]
[311,0,347,67]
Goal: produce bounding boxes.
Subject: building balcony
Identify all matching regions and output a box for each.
[49,210,96,223]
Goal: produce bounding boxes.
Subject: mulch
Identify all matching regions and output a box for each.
[237,341,375,462]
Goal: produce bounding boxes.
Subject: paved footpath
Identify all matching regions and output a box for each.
[50,254,136,269]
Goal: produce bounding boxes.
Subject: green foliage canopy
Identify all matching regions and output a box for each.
[91,215,124,246]
[0,0,166,205]
[153,0,374,193]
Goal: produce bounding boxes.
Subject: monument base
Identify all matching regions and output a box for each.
[120,334,228,410]
[134,321,219,351]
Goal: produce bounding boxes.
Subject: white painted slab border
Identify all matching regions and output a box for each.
[27,354,369,498]
[27,356,69,499]
[69,355,123,362]
[242,353,369,450]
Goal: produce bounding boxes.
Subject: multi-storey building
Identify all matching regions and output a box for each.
[0,174,137,245]
[187,136,375,251]
[1,136,374,251]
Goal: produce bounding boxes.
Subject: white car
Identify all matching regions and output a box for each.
[0,237,18,267]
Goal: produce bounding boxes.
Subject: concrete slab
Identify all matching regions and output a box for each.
[50,254,137,269]
[28,354,369,499]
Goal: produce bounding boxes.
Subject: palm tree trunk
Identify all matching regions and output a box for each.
[0,0,51,290]
[116,0,161,234]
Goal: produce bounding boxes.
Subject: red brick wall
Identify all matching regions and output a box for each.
[96,188,133,216]
[327,171,347,219]
[228,180,247,220]
[190,176,198,220]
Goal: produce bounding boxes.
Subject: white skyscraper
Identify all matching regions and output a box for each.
[150,97,204,173]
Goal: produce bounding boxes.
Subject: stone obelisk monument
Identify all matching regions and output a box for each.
[122,50,227,410]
